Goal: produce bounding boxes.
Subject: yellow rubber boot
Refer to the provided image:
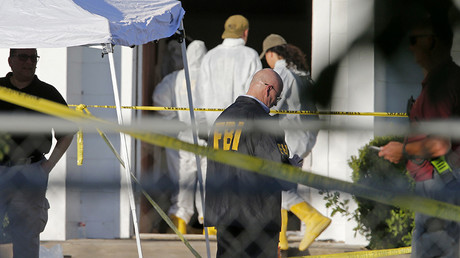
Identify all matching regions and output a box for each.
[203,227,217,235]
[279,209,289,250]
[290,202,331,251]
[170,214,187,234]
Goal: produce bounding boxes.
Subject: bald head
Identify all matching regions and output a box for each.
[247,69,283,108]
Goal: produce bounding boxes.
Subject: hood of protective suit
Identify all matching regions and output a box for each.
[187,40,207,70]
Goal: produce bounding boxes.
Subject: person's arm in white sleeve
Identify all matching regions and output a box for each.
[194,58,212,140]
[153,72,178,121]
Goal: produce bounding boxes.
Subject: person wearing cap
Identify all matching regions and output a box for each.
[195,14,262,136]
[153,40,208,235]
[261,34,331,251]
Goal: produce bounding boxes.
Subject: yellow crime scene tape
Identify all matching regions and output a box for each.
[74,104,85,166]
[4,86,459,257]
[68,104,408,117]
[75,104,122,167]
[294,246,412,258]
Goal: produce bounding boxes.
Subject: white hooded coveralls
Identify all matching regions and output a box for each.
[153,40,208,223]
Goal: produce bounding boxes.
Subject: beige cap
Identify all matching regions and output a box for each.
[260,34,287,59]
[221,15,249,39]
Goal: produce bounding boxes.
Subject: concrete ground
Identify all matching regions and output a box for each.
[0,234,411,258]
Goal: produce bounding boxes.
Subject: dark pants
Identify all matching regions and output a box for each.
[216,223,279,258]
[411,171,460,258]
[0,162,49,258]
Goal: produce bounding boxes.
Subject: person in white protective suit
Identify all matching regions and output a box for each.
[194,14,262,236]
[261,34,331,251]
[153,40,208,234]
[195,14,262,134]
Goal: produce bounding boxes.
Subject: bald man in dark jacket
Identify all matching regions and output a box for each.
[205,69,297,258]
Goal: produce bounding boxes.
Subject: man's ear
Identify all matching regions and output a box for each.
[242,29,249,42]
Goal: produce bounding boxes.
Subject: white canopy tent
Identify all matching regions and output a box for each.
[0,1,207,257]
[0,0,185,48]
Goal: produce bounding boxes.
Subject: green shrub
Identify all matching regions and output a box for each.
[0,214,10,244]
[321,136,415,249]
[0,134,10,161]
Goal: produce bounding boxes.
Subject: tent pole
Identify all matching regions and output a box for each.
[107,45,144,258]
[179,21,211,258]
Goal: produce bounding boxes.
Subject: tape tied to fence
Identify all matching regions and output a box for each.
[75,104,86,166]
[68,104,408,117]
[74,104,122,167]
[1,86,459,224]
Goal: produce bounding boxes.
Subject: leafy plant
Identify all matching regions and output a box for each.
[321,136,415,249]
[0,214,10,244]
[0,133,11,161]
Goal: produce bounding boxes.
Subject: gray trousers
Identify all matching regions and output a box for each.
[411,170,460,258]
[0,161,49,258]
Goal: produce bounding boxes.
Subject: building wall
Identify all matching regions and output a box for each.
[372,0,421,135]
[311,0,374,245]
[39,48,70,241]
[64,45,138,240]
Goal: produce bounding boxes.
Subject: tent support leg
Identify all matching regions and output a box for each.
[179,21,211,258]
[107,44,143,258]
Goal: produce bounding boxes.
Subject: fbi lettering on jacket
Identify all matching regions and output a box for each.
[213,121,244,151]
[213,121,289,157]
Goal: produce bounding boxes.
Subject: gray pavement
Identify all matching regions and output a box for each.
[0,234,411,258]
